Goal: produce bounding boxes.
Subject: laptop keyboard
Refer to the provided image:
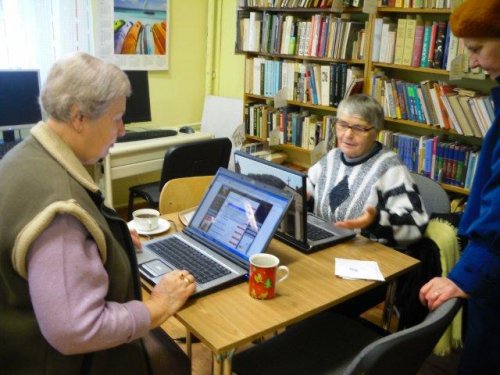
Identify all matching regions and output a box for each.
[148,237,231,284]
[307,223,335,241]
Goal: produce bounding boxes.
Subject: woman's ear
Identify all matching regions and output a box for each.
[69,104,84,132]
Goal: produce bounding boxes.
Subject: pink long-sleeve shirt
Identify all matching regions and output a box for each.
[27,214,150,355]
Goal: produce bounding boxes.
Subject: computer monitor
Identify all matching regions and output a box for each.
[0,70,42,142]
[123,70,152,124]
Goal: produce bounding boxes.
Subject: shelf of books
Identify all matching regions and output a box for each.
[237,1,493,195]
[368,1,493,195]
[237,1,369,166]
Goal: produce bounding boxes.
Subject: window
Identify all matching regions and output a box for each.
[0,0,93,80]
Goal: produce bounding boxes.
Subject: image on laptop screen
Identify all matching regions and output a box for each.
[187,168,292,260]
[233,151,308,245]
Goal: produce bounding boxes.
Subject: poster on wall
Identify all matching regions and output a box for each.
[96,0,169,70]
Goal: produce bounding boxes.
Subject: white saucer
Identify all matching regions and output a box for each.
[128,218,171,236]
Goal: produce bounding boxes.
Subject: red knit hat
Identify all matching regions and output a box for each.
[450,0,500,38]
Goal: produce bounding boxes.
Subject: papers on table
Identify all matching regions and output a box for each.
[334,258,385,282]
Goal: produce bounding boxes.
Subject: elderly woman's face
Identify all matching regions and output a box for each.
[79,96,126,164]
[335,113,378,159]
[464,38,500,81]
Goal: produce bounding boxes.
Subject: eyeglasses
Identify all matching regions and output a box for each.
[335,120,374,134]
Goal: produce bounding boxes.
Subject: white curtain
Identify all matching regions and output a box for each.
[0,0,93,81]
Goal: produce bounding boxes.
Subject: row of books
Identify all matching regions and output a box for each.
[371,71,494,138]
[241,0,452,12]
[242,0,336,8]
[245,103,337,150]
[378,0,451,8]
[245,57,364,106]
[238,11,366,60]
[378,131,480,189]
[372,16,464,72]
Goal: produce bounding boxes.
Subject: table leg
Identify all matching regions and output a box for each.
[382,280,398,331]
[186,330,192,359]
[213,349,235,375]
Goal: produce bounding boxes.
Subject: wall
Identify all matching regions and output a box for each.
[208,0,245,98]
[98,0,209,207]
[106,0,245,208]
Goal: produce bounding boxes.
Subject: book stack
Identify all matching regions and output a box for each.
[372,15,471,73]
[245,57,365,106]
[246,0,336,8]
[377,0,452,8]
[371,70,493,138]
[244,103,337,150]
[377,131,481,188]
[237,11,366,60]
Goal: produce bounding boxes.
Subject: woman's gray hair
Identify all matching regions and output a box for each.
[40,52,131,122]
[337,94,385,130]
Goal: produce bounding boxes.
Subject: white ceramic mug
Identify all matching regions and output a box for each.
[133,208,160,232]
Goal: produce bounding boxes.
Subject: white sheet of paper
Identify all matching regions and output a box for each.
[334,258,385,282]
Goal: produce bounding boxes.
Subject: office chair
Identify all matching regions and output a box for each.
[381,173,451,330]
[232,298,462,375]
[411,172,450,215]
[127,137,231,220]
[159,175,213,214]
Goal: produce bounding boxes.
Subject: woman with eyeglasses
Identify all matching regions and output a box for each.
[307,94,429,248]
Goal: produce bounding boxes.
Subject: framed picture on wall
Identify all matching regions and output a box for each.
[96,0,170,70]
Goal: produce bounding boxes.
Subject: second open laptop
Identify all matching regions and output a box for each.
[233,151,355,253]
[137,168,292,297]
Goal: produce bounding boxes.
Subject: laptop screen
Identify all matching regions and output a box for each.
[187,168,292,261]
[233,151,308,245]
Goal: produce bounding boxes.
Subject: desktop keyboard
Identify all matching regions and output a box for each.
[116,129,178,143]
[148,237,231,284]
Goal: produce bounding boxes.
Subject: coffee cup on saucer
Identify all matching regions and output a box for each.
[132,208,160,232]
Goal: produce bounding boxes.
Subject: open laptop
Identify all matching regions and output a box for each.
[137,168,292,297]
[233,151,355,253]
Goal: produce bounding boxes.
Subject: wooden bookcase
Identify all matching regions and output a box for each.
[236,1,494,196]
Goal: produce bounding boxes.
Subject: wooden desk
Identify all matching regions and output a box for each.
[144,213,419,375]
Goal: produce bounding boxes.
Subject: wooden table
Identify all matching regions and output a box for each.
[143,213,419,375]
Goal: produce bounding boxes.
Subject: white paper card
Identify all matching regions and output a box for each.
[335,258,385,282]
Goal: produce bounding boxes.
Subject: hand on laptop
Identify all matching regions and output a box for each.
[145,270,196,329]
[335,206,377,230]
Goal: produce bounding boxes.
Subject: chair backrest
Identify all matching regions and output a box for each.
[346,298,462,375]
[411,172,450,215]
[158,137,232,192]
[159,175,213,214]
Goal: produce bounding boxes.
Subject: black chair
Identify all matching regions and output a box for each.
[232,298,462,375]
[127,137,232,220]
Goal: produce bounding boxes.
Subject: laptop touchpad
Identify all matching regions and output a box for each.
[141,259,171,278]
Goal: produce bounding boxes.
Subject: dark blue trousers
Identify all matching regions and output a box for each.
[458,297,500,374]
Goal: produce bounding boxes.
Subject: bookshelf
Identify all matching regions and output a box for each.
[236,1,494,196]
[370,2,494,196]
[237,2,370,167]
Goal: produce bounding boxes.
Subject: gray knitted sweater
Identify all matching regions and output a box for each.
[307,142,429,247]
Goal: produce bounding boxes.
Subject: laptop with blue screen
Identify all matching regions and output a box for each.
[136,168,292,297]
[233,151,355,253]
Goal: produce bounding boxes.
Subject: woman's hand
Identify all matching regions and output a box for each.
[129,228,143,252]
[144,270,196,328]
[335,206,378,230]
[419,277,468,311]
